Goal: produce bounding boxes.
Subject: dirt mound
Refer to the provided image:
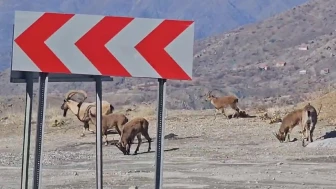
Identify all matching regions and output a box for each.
[296,91,336,124]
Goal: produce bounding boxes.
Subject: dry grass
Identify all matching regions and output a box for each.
[116,104,156,121]
[256,90,336,125]
[296,90,336,124]
[0,106,77,134]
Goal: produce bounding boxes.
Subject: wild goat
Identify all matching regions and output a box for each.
[60,90,114,137]
[274,103,321,147]
[204,90,240,120]
[273,109,303,143]
[301,103,319,147]
[115,117,152,155]
[89,110,129,146]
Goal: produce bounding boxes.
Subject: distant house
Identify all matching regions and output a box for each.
[320,68,329,75]
[298,45,309,51]
[276,61,287,67]
[299,70,307,75]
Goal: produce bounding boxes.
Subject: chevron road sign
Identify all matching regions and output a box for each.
[11,10,194,189]
[12,11,194,80]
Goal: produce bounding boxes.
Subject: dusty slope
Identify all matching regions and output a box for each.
[1,0,335,110]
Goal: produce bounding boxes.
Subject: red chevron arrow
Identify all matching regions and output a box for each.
[14,13,74,73]
[75,16,133,77]
[135,20,193,80]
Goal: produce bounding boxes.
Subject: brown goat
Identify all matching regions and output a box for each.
[274,103,321,147]
[204,90,240,120]
[273,109,303,143]
[89,110,128,146]
[115,117,152,155]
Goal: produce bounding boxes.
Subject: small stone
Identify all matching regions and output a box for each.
[272,178,275,180]
[129,186,139,189]
[74,172,78,176]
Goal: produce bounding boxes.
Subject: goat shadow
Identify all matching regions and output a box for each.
[106,133,201,145]
[133,147,180,155]
[286,130,336,142]
[318,130,336,140]
[228,114,257,119]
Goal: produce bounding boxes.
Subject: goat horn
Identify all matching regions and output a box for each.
[65,90,88,100]
[273,132,280,141]
[272,132,277,137]
[64,90,77,99]
[208,90,213,96]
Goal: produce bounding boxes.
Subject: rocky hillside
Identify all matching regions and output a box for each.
[0,0,307,70]
[2,0,336,110]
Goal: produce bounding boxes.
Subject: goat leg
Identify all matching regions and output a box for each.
[104,135,108,146]
[213,109,218,121]
[310,130,314,142]
[80,127,86,137]
[126,143,131,155]
[84,122,95,134]
[142,132,152,152]
[301,128,307,147]
[221,109,228,118]
[134,134,142,155]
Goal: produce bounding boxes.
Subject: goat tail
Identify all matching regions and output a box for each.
[306,110,312,124]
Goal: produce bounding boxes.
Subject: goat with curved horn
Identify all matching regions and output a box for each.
[61,90,115,137]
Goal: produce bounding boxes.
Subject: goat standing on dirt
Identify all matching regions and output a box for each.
[60,90,114,137]
[273,109,303,143]
[274,103,321,147]
[89,110,129,146]
[115,117,152,155]
[204,90,240,120]
[301,103,319,147]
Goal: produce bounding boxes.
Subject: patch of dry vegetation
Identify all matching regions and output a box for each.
[296,90,336,124]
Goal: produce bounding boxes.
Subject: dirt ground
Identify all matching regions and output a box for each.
[1,109,336,189]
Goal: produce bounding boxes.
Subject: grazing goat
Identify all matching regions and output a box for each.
[273,109,303,143]
[115,117,152,155]
[60,90,114,137]
[204,90,240,120]
[89,110,129,146]
[274,103,321,147]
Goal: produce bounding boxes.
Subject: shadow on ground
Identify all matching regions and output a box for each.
[318,130,336,139]
[135,147,180,155]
